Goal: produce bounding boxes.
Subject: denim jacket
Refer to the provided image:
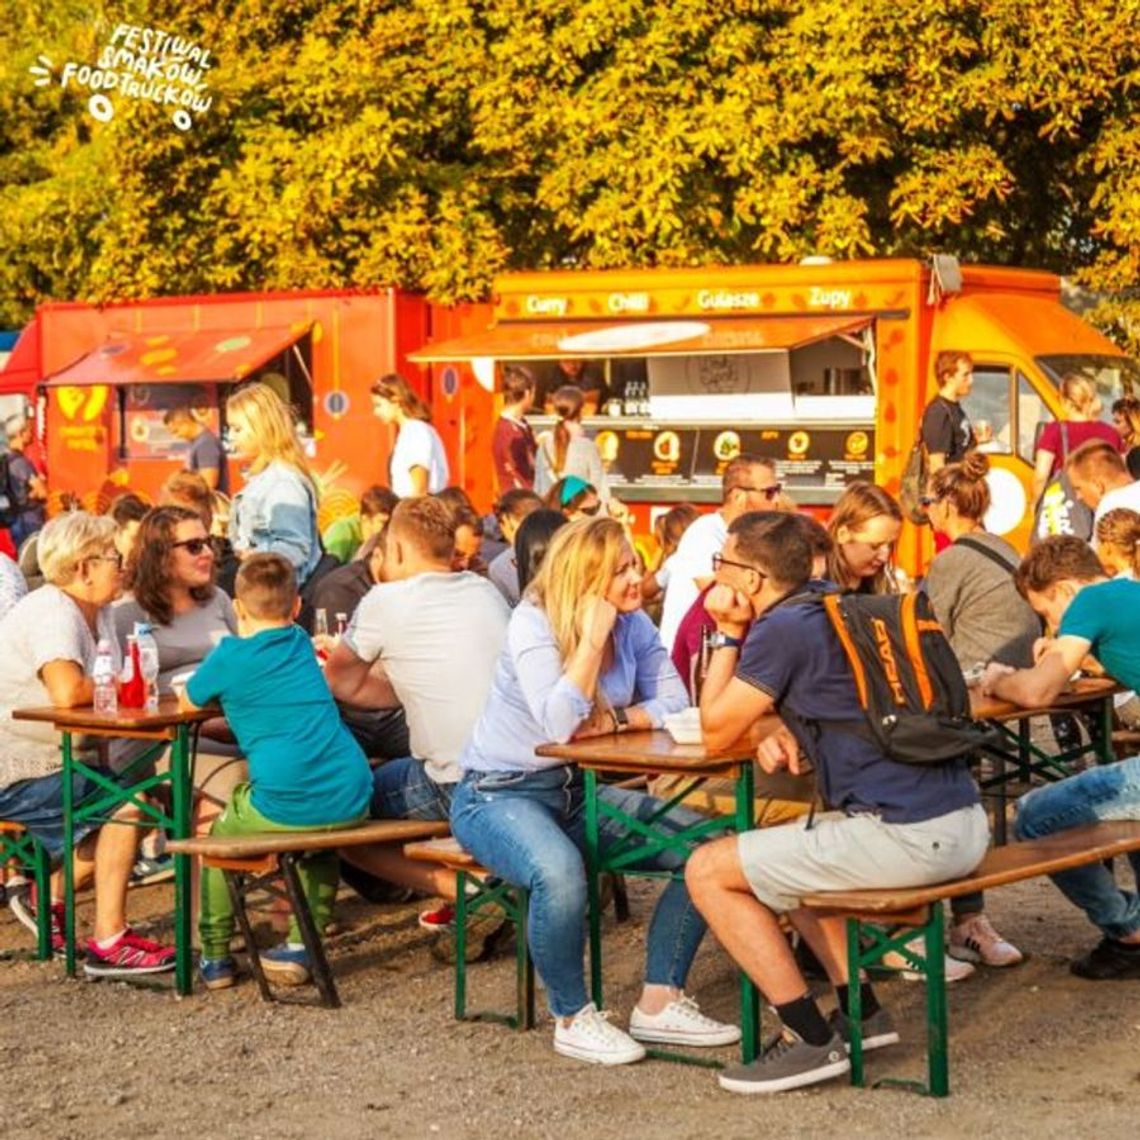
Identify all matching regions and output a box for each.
[230,461,321,584]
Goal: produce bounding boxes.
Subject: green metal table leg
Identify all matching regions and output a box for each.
[924,904,949,1097]
[171,724,193,996]
[454,869,468,1020]
[584,768,603,1008]
[61,731,76,977]
[735,760,760,1063]
[847,917,865,1087]
[1096,696,1115,767]
[33,835,51,961]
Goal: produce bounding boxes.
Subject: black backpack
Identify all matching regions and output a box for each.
[785,590,1000,765]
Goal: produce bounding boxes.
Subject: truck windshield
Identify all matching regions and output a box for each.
[1036,354,1140,413]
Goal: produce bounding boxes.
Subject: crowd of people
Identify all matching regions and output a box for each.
[1,358,1139,1096]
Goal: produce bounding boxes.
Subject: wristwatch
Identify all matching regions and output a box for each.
[612,707,630,733]
[707,631,744,651]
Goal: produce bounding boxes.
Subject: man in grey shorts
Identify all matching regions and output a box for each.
[686,511,989,1095]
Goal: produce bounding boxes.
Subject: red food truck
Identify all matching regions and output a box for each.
[0,289,485,529]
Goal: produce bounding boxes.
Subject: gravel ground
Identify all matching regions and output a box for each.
[2,870,1138,1140]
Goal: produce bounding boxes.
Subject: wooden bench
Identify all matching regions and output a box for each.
[405,837,535,1029]
[0,820,52,961]
[801,820,1140,1096]
[168,818,449,1007]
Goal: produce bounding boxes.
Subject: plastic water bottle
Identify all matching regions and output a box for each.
[93,638,117,716]
[134,621,160,713]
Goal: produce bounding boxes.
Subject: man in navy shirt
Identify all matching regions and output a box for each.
[164,406,230,494]
[686,511,988,1095]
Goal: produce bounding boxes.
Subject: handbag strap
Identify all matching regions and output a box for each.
[955,534,1019,575]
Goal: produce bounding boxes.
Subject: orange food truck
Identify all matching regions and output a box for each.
[412,256,1139,571]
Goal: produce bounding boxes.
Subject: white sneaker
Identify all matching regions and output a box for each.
[949,913,1024,967]
[554,1003,647,1066]
[629,994,742,1047]
[880,937,975,983]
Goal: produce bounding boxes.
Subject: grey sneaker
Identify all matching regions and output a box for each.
[718,1030,850,1095]
[827,1006,900,1053]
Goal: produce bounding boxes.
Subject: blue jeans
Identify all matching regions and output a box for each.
[1015,755,1140,940]
[450,765,709,1017]
[370,757,453,822]
[0,767,130,859]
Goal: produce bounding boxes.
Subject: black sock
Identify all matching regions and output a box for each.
[835,982,880,1019]
[774,994,832,1046]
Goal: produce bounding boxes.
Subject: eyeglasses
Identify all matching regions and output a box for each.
[172,538,212,555]
[734,483,784,501]
[87,552,124,570]
[711,553,767,578]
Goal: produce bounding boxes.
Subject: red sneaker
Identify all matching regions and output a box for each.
[8,886,66,956]
[83,929,176,977]
[418,903,455,930]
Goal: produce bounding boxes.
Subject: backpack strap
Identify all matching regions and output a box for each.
[821,593,869,709]
[954,534,1019,576]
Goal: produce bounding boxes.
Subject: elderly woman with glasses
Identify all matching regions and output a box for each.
[0,512,176,976]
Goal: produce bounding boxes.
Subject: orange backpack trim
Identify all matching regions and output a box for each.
[822,593,869,709]
[901,592,935,710]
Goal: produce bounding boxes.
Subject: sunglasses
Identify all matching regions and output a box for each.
[578,503,602,517]
[711,553,767,578]
[172,538,212,555]
[919,496,938,508]
[735,483,784,501]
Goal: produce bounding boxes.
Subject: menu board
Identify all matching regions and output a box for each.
[591,422,874,494]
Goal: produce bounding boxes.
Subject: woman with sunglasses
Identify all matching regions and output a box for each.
[825,482,903,594]
[0,512,176,975]
[903,451,1032,972]
[546,475,603,520]
[450,516,739,1065]
[114,507,244,831]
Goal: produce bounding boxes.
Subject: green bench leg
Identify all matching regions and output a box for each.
[454,869,534,1029]
[848,906,949,1097]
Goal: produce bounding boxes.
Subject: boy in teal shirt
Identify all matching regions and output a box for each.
[183,552,373,989]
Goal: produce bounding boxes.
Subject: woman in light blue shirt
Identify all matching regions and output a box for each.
[226,383,321,585]
[451,517,739,1066]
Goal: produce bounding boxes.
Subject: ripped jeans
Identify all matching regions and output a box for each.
[450,764,709,1017]
[1015,756,1140,940]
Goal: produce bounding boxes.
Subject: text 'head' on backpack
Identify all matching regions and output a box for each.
[791,590,1000,765]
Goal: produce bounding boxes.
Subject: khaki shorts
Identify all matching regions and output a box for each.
[737,803,990,914]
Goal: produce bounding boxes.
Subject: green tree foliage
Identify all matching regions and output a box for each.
[0,1,1137,347]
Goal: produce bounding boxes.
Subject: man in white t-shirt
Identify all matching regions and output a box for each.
[1066,439,1140,546]
[325,496,509,898]
[658,455,784,653]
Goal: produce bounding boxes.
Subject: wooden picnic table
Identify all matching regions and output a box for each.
[12,697,216,995]
[968,676,1121,843]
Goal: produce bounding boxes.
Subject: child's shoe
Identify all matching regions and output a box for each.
[199,955,237,990]
[83,929,176,977]
[261,943,311,985]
